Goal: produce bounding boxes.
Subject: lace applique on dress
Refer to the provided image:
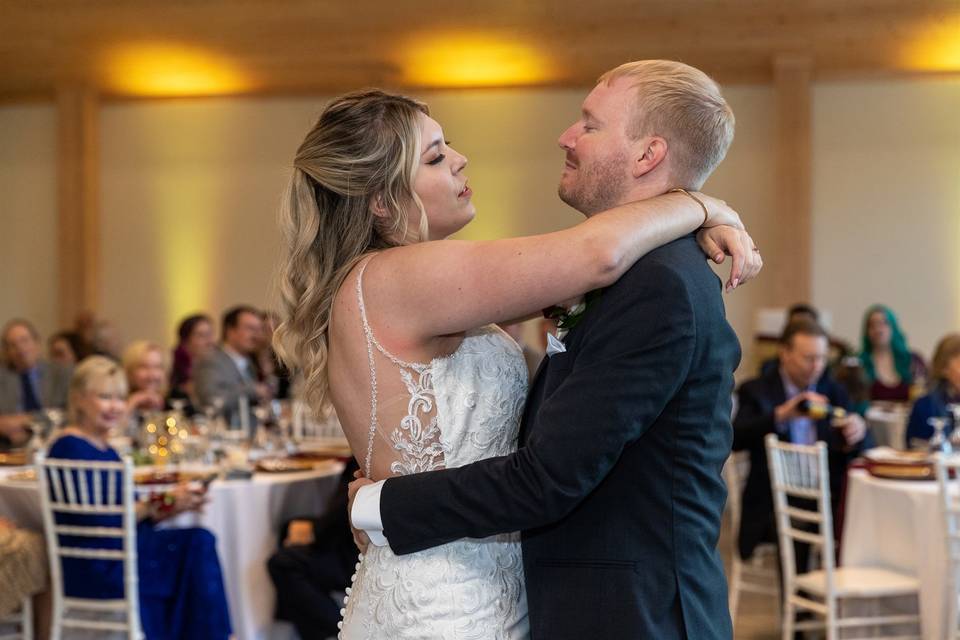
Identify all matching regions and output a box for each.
[354,257,446,479]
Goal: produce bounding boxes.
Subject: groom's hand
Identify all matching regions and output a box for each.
[348,473,374,552]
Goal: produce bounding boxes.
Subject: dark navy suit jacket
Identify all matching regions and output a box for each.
[380,235,740,639]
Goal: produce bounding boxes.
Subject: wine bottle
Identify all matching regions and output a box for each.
[797,398,847,421]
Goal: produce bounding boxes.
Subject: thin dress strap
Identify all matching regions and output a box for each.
[355,255,432,479]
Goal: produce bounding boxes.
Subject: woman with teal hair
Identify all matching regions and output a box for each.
[859,304,928,402]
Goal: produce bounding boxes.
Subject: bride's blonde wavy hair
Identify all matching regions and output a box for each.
[274,90,430,414]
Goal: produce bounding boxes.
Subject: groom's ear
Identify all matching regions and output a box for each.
[631,136,668,178]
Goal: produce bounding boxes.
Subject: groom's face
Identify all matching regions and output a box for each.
[557,77,636,216]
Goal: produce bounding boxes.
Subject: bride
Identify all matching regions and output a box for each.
[273,89,759,639]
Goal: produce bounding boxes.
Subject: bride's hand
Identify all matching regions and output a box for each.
[696,226,763,291]
[692,193,744,230]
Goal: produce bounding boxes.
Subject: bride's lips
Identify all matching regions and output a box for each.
[458,184,472,198]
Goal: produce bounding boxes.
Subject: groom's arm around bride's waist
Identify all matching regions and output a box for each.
[354,257,703,554]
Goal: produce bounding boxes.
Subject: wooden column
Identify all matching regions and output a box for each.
[56,86,100,327]
[772,55,813,305]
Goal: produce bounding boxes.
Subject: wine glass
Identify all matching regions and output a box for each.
[928,417,952,454]
[948,404,960,452]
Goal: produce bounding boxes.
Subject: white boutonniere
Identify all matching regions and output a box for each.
[542,290,602,356]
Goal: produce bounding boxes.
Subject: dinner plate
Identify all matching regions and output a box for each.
[0,450,30,466]
[295,437,353,458]
[866,462,935,481]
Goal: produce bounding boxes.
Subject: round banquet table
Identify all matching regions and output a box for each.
[841,468,949,639]
[0,460,344,640]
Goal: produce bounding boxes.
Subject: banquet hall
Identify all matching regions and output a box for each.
[1,1,958,638]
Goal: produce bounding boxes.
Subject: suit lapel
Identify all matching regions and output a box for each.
[519,357,550,444]
[518,314,590,444]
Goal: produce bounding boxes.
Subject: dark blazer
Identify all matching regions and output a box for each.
[732,367,872,560]
[379,235,740,640]
[905,384,958,446]
[0,360,72,414]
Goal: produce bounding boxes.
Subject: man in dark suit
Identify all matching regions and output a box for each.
[349,60,749,639]
[194,306,272,428]
[733,318,872,570]
[0,318,72,448]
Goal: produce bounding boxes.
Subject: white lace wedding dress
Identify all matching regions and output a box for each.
[338,259,530,639]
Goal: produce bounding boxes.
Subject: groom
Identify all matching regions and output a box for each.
[351,60,742,639]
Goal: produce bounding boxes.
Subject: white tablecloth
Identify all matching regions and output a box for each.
[841,469,948,639]
[0,462,344,640]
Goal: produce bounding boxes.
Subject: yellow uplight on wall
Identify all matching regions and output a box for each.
[900,16,960,72]
[102,43,253,97]
[400,34,556,88]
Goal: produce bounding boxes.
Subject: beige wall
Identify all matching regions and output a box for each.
[811,78,960,359]
[0,77,957,375]
[0,104,58,339]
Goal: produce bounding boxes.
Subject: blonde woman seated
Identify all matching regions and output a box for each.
[46,356,231,639]
[122,340,168,415]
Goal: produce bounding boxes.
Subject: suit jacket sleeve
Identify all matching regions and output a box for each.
[194,354,243,410]
[380,261,698,555]
[732,380,777,451]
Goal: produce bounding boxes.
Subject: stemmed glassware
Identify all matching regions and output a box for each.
[928,416,952,455]
[948,404,960,453]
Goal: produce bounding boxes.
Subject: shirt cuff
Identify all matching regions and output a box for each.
[351,480,388,547]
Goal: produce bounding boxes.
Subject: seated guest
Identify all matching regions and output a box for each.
[48,331,82,368]
[859,304,928,402]
[733,319,872,568]
[47,356,231,639]
[905,333,960,446]
[122,340,168,415]
[0,319,72,448]
[268,459,358,639]
[195,306,272,426]
[253,310,284,400]
[758,303,852,377]
[832,356,871,417]
[169,314,216,411]
[90,319,122,361]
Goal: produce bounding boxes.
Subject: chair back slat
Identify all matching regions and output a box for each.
[54,525,125,538]
[76,467,89,506]
[61,467,78,506]
[107,466,116,506]
[92,468,102,507]
[48,466,64,505]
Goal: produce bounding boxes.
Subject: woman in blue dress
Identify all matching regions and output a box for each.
[46,356,231,640]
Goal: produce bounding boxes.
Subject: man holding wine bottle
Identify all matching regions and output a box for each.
[732,318,873,568]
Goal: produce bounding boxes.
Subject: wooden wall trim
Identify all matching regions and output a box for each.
[56,86,100,327]
[773,54,813,305]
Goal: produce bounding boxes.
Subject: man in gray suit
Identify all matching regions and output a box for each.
[0,319,72,447]
[194,306,272,429]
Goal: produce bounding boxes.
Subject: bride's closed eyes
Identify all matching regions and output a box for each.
[425,141,452,166]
